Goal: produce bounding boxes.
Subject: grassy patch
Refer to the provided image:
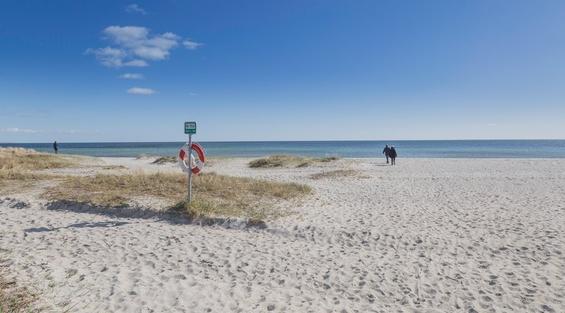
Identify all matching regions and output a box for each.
[310,169,358,180]
[100,165,127,170]
[0,148,76,172]
[317,156,340,162]
[43,172,311,221]
[0,171,51,192]
[0,274,36,313]
[152,156,177,164]
[249,155,340,168]
[0,148,74,192]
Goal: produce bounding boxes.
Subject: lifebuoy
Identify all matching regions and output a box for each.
[178,143,206,174]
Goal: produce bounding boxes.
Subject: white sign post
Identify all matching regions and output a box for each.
[184,121,197,204]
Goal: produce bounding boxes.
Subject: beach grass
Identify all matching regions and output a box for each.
[0,148,75,192]
[309,169,358,180]
[43,172,311,221]
[0,170,50,192]
[100,165,128,170]
[151,156,177,164]
[0,148,76,171]
[249,155,339,168]
[0,275,36,313]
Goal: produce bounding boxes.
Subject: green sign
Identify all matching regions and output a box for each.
[184,121,197,134]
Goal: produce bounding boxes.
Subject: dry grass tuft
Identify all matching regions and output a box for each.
[43,172,311,221]
[100,165,127,170]
[0,148,75,172]
[152,156,177,164]
[0,274,37,313]
[0,148,74,192]
[249,155,340,168]
[310,169,358,180]
[248,155,303,168]
[0,171,50,192]
[317,156,340,162]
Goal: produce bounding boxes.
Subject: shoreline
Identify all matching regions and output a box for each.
[2,140,565,159]
[29,153,565,160]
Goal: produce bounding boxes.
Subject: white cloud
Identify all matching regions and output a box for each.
[85,47,127,67]
[119,73,144,80]
[0,127,38,133]
[183,39,203,50]
[88,25,202,67]
[125,4,147,15]
[104,26,148,46]
[123,59,148,67]
[127,87,156,95]
[103,26,179,61]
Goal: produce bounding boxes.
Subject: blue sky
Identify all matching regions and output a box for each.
[1,0,564,142]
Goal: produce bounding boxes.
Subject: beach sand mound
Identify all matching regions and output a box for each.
[249,155,339,168]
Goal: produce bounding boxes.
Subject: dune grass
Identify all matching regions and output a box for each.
[0,170,49,192]
[310,169,359,180]
[152,156,177,164]
[0,148,75,192]
[249,155,340,168]
[100,165,127,170]
[0,148,75,171]
[43,172,311,221]
[0,275,36,313]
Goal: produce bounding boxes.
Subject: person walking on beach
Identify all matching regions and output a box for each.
[389,146,397,165]
[382,145,391,164]
[53,141,58,154]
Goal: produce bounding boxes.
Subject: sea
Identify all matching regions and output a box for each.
[2,140,565,158]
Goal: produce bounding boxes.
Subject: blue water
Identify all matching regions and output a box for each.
[1,140,565,158]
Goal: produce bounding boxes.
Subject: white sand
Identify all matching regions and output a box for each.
[1,157,565,312]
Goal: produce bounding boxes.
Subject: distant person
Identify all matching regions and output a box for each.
[382,145,391,164]
[389,146,397,165]
[53,141,58,154]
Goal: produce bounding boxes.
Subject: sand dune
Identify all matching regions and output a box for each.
[1,158,564,312]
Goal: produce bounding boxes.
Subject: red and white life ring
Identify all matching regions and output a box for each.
[178,143,206,175]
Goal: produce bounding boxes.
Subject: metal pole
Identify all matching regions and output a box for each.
[187,134,193,204]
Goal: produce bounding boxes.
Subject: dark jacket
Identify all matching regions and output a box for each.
[389,147,397,158]
[383,146,391,156]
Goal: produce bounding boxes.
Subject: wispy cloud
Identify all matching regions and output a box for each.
[85,47,126,67]
[123,59,148,67]
[104,26,179,60]
[85,47,148,68]
[183,39,203,50]
[127,87,156,95]
[125,4,147,15]
[87,26,202,68]
[119,73,144,80]
[0,127,39,133]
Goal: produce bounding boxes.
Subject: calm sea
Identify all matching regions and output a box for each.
[1,140,565,158]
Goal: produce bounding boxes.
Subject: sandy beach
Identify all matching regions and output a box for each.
[1,157,564,312]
